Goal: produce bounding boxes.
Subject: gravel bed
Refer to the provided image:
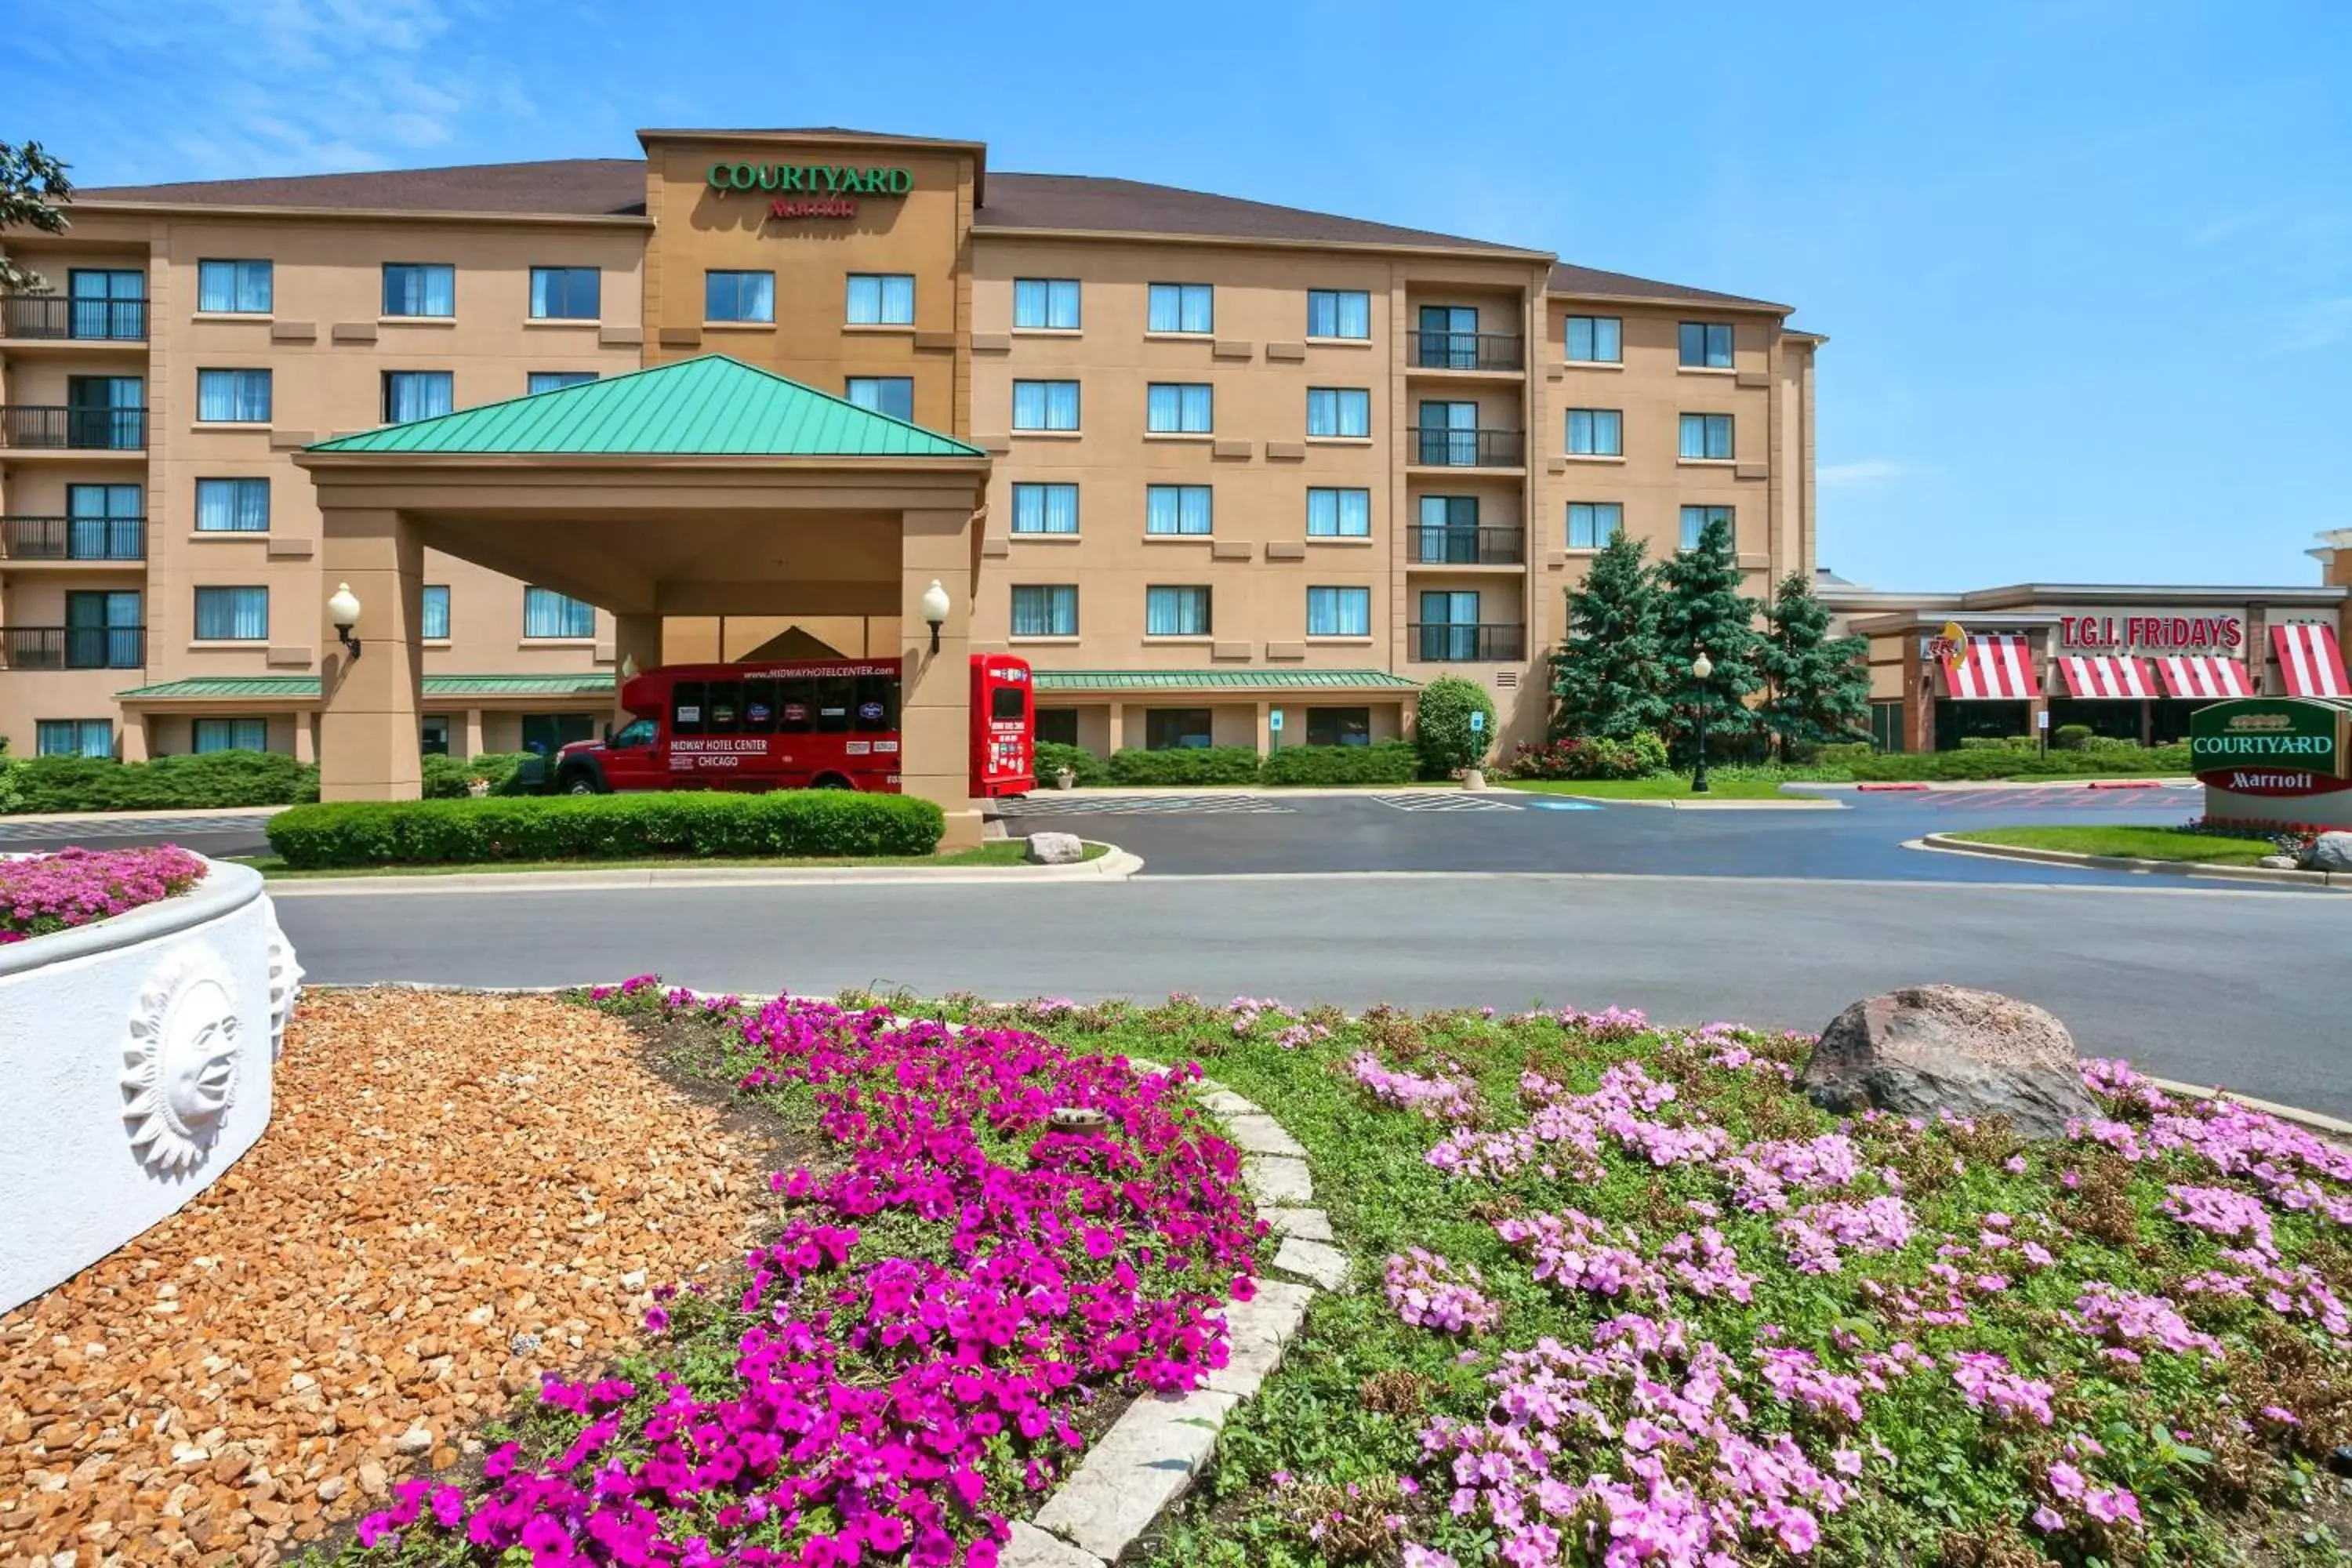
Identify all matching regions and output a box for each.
[0,989,770,1566]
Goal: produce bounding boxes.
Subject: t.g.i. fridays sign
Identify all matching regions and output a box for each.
[706,162,912,220]
[2057,612,2245,652]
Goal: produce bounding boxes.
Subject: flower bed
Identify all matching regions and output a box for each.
[0,843,206,943]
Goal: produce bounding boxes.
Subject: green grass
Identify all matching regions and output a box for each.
[1946,825,2283,866]
[234,838,1105,879]
[1501,775,1811,800]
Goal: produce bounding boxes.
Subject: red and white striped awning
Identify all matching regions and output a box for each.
[2272,622,2350,699]
[2151,655,2252,700]
[2056,655,2154,699]
[1942,634,2042,700]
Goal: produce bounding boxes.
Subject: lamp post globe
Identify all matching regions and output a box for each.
[1690,646,1712,794]
[920,579,952,655]
[326,583,364,662]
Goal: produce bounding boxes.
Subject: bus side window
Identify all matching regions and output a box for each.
[671,681,706,737]
[742,677,777,734]
[815,676,854,734]
[991,684,1025,722]
[778,677,814,734]
[854,674,897,733]
[706,680,742,735]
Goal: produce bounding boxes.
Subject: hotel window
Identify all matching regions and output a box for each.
[193,718,268,754]
[194,477,269,533]
[1306,487,1370,538]
[194,586,268,641]
[523,586,595,639]
[528,371,597,394]
[1566,408,1623,456]
[197,260,272,314]
[1307,586,1370,638]
[66,485,143,557]
[846,273,916,326]
[1012,379,1080,431]
[1145,485,1212,536]
[1567,502,1622,550]
[1013,278,1081,330]
[1679,413,1734,460]
[383,371,453,423]
[38,719,113,758]
[1307,289,1371,340]
[705,269,775,324]
[1679,505,1733,550]
[1011,584,1078,637]
[1306,387,1371,439]
[845,376,915,421]
[64,590,142,669]
[1416,495,1479,562]
[1678,321,1733,368]
[1010,482,1080,535]
[1145,708,1214,750]
[528,267,600,321]
[1146,383,1213,434]
[1145,586,1212,637]
[422,585,451,641]
[196,368,271,423]
[1566,315,1621,364]
[1147,282,1213,334]
[382,263,455,318]
[1307,706,1372,747]
[1417,590,1482,661]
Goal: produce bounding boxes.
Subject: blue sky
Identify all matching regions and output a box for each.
[8,0,2347,590]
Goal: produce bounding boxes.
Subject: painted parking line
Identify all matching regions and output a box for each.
[1929,786,2199,812]
[0,813,278,840]
[1370,792,1523,812]
[997,794,1294,815]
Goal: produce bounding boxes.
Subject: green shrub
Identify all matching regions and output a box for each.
[468,753,547,796]
[1105,746,1263,786]
[1846,742,2190,782]
[264,790,946,869]
[5,750,319,815]
[1814,742,1874,768]
[1413,676,1497,778]
[1506,731,1668,781]
[2053,723,2095,752]
[1033,741,1107,788]
[1258,741,1419,786]
[421,754,472,799]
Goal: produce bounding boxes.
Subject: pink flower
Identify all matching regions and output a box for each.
[2031,1504,2065,1533]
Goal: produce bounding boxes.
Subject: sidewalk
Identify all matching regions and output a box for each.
[263,844,1145,895]
[0,803,291,827]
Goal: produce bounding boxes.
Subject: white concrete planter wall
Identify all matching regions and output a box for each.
[0,857,300,1314]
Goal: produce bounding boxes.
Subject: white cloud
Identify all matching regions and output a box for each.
[1819,459,1907,489]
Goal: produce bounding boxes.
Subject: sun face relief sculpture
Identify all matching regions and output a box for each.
[122,954,245,1173]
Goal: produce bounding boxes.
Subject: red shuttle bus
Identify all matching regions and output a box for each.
[550,654,1034,798]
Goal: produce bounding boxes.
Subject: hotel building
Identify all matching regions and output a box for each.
[0,125,1820,793]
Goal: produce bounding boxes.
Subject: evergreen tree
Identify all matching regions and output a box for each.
[1759,572,1871,753]
[0,142,74,295]
[1656,516,1764,760]
[1548,533,1672,739]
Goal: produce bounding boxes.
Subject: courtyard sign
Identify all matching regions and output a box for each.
[2189,697,2352,797]
[707,163,913,220]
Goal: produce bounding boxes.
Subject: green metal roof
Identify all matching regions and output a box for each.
[307,356,985,459]
[119,673,618,702]
[1032,669,1419,693]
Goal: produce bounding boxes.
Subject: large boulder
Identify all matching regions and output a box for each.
[2301,832,2352,874]
[1798,984,2095,1140]
[1024,831,1087,866]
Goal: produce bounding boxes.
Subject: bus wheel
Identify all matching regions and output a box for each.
[810,774,853,790]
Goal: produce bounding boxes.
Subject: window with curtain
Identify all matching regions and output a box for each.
[194,586,268,641]
[528,267,600,320]
[382,263,456,318]
[1417,495,1479,561]
[1416,399,1479,464]
[1146,282,1213,334]
[37,720,112,758]
[1145,383,1213,434]
[1010,482,1079,535]
[422,585,451,641]
[1418,590,1482,661]
[1679,505,1733,550]
[845,377,915,421]
[704,270,775,323]
[1306,707,1371,747]
[1145,586,1212,637]
[1306,289,1371,339]
[1306,586,1370,637]
[527,371,597,394]
[1013,278,1081,329]
[197,260,272,314]
[383,371,454,423]
[1011,379,1080,431]
[65,590,142,668]
[196,369,271,423]
[1145,485,1212,535]
[1679,413,1734,460]
[1011,585,1078,637]
[193,718,270,754]
[1566,315,1622,363]
[194,477,269,532]
[67,269,144,339]
[1145,708,1214,750]
[1307,387,1371,438]
[1306,487,1370,538]
[846,274,916,325]
[66,484,143,558]
[1568,502,1623,550]
[522,586,595,638]
[1678,321,1733,368]
[1566,408,1623,456]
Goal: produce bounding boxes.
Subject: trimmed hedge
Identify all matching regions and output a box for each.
[1846,742,2191,782]
[1258,741,1419,786]
[264,791,946,869]
[1033,741,1108,788]
[2,750,319,815]
[1105,746,1264,786]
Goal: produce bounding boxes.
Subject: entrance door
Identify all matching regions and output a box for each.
[1417,400,1478,466]
[1418,590,1480,662]
[1418,305,1478,369]
[68,268,145,340]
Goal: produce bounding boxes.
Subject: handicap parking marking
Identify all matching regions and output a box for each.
[1369,791,1524,812]
[1521,797,1605,811]
[997,793,1294,816]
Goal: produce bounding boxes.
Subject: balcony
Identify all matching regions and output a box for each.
[1409,331,1524,373]
[1406,623,1526,662]
[1,515,146,562]
[0,405,148,451]
[1408,526,1525,566]
[1408,426,1523,468]
[0,626,145,670]
[0,294,147,342]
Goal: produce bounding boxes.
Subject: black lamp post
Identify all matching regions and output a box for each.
[1690,647,1714,794]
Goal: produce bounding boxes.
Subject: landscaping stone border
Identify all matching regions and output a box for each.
[1913,833,2347,889]
[263,842,1142,895]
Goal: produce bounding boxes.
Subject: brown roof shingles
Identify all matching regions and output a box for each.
[1547,261,1788,312]
[78,158,649,217]
[975,172,1532,253]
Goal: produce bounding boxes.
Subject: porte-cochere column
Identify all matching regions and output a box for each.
[899,506,981,849]
[318,507,426,801]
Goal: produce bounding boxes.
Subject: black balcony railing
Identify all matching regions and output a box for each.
[0,294,148,341]
[0,515,146,561]
[1409,426,1523,467]
[0,405,148,450]
[1406,623,1526,662]
[1409,526,1526,566]
[0,626,146,670]
[1410,331,1524,372]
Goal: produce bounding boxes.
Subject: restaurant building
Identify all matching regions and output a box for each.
[0,125,1822,785]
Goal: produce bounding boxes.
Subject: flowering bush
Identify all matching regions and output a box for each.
[0,844,205,944]
[1504,730,1668,781]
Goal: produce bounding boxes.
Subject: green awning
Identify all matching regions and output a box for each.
[1031,670,1419,693]
[119,673,618,702]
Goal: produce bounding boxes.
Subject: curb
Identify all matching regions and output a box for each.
[1805,777,2198,793]
[261,843,1143,896]
[0,804,289,827]
[2147,1076,2352,1142]
[1911,833,2344,890]
[1516,792,1845,811]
